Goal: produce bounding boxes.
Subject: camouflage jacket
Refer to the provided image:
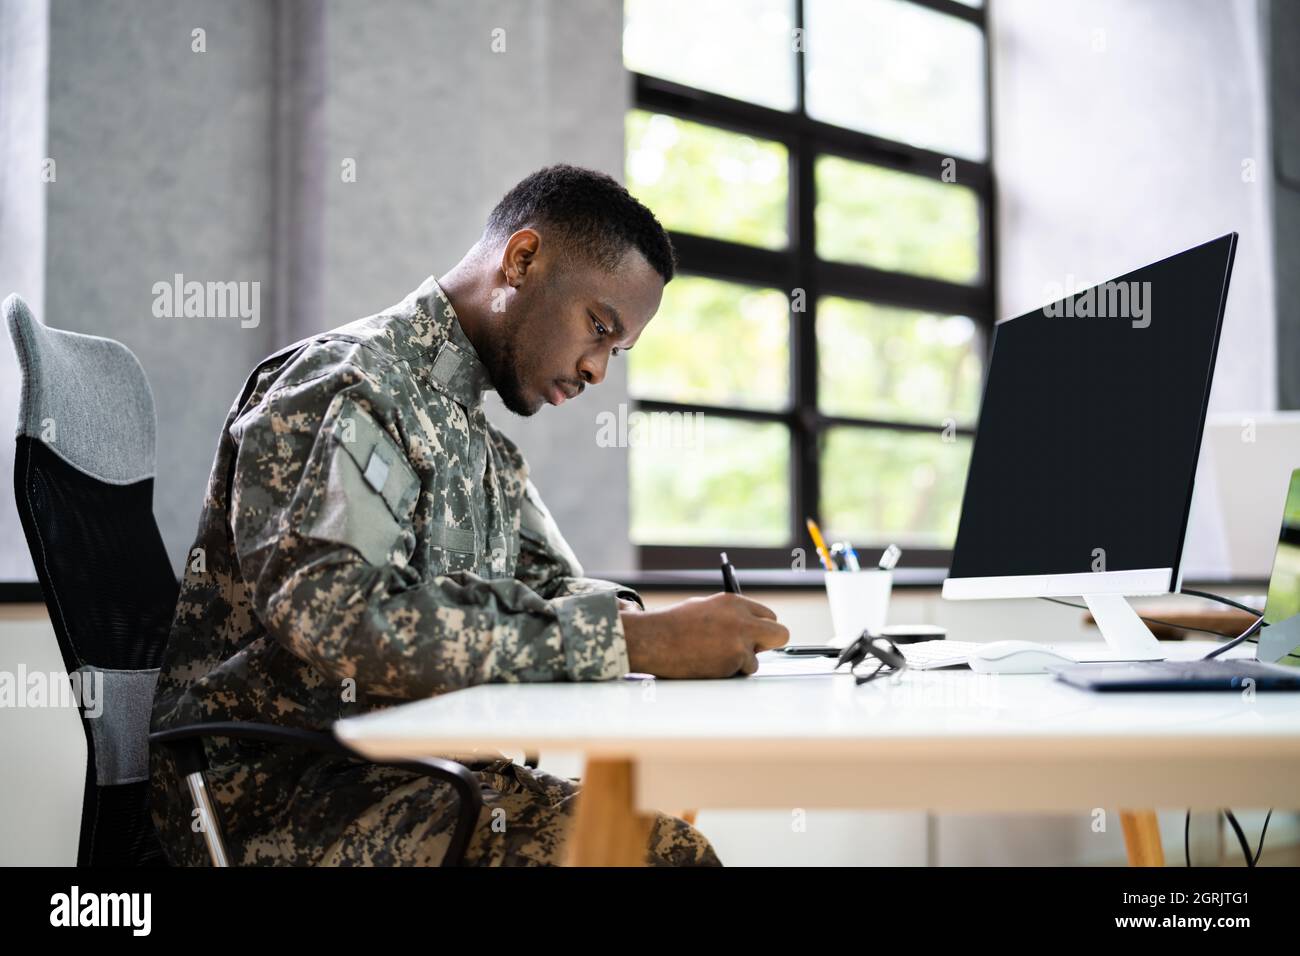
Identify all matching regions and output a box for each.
[150,276,638,855]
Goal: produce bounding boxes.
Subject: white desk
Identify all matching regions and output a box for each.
[335,641,1300,866]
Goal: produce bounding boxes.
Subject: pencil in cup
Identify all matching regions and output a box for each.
[805,517,835,571]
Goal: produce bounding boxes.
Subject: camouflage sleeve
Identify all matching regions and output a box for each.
[513,477,645,610]
[228,360,630,700]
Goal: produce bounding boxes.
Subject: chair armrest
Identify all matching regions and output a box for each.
[149,720,484,866]
[149,721,481,800]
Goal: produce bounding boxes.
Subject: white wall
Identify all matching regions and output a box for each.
[992,0,1275,414]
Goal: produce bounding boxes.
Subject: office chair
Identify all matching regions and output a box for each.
[5,293,483,867]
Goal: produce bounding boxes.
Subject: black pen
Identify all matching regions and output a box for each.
[720,551,742,594]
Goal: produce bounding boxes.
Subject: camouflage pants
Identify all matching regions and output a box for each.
[195,753,721,867]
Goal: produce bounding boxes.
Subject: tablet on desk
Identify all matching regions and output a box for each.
[1051,660,1300,692]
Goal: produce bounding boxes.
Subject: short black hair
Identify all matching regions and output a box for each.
[484,164,676,283]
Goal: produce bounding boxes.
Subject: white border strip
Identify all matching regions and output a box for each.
[942,568,1172,600]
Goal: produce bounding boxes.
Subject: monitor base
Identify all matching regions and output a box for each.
[1083,593,1164,661]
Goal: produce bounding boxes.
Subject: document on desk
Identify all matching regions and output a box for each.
[753,651,847,677]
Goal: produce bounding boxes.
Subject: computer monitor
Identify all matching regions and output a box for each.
[943,233,1238,659]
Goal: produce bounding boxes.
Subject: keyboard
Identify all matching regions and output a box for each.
[898,640,982,670]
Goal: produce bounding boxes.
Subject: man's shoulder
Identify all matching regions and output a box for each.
[249,302,435,407]
[278,316,410,383]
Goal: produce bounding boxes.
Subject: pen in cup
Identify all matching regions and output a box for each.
[830,541,866,572]
[877,543,902,572]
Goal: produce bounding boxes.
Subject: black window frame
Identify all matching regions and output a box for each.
[629,0,998,571]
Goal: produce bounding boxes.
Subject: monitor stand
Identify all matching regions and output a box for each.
[1078,593,1164,661]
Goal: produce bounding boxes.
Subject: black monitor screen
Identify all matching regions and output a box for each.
[949,233,1237,582]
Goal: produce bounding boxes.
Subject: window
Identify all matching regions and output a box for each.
[624,0,994,569]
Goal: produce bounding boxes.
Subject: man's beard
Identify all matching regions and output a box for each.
[482,333,540,417]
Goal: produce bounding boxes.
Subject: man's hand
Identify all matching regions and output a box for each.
[619,592,789,678]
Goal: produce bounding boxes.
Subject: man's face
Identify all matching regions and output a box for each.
[485,243,663,416]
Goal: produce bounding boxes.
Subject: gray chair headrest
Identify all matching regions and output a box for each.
[5,293,157,484]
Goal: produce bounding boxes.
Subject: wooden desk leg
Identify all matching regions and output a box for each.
[1120,810,1165,867]
[567,757,655,867]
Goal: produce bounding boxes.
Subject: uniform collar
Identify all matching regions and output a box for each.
[415,276,495,408]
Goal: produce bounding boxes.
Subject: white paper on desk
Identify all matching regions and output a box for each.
[753,652,846,677]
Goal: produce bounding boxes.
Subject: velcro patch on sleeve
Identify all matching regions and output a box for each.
[301,397,421,565]
[362,449,390,494]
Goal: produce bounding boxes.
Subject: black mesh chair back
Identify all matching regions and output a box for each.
[6,293,177,866]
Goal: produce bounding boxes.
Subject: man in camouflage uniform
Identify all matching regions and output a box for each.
[150,165,788,866]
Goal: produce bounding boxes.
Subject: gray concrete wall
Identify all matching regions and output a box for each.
[0,0,48,580]
[6,0,630,578]
[317,0,633,572]
[1267,0,1300,409]
[43,0,280,573]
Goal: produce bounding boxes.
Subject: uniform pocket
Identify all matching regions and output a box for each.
[428,522,478,573]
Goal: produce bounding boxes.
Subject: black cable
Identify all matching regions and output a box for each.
[1039,597,1241,638]
[1191,809,1273,866]
[1248,811,1268,868]
[1224,810,1254,867]
[1201,616,1264,660]
[1037,596,1267,660]
[1177,588,1272,659]
[1181,588,1264,617]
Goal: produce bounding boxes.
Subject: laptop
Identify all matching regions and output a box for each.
[1053,468,1300,691]
[1183,412,1300,579]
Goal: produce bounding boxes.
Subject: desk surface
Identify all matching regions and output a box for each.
[335,641,1300,812]
[337,641,1300,756]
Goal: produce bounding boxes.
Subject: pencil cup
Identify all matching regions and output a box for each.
[824,570,892,646]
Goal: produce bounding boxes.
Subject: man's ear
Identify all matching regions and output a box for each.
[501,228,541,287]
